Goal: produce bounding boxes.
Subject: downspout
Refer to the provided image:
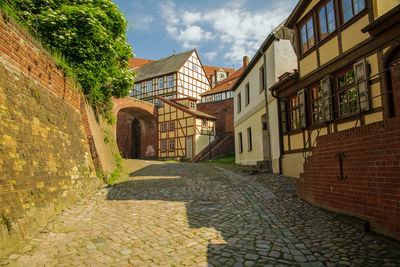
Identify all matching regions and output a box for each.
[263,53,273,173]
[270,77,283,175]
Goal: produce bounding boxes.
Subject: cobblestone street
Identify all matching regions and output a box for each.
[2,160,400,266]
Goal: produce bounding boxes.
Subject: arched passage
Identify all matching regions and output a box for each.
[113,98,157,159]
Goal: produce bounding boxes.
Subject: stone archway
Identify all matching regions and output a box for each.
[113,98,157,159]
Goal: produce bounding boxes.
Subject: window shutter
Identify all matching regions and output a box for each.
[280,100,288,134]
[320,76,332,122]
[298,89,306,128]
[354,59,370,112]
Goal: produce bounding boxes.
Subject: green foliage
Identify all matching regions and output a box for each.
[107,168,121,185]
[114,153,123,169]
[203,153,236,164]
[103,136,109,144]
[1,215,11,233]
[4,0,135,108]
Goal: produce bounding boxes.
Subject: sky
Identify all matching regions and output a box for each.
[112,0,298,69]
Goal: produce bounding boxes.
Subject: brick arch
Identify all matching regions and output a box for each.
[112,97,157,159]
[112,97,156,118]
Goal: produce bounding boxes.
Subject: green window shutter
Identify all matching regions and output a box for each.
[354,59,370,112]
[320,76,332,122]
[298,89,306,128]
[280,99,288,134]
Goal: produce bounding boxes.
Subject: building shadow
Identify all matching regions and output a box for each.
[107,163,290,266]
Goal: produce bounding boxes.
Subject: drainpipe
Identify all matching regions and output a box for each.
[270,80,283,175]
[263,53,273,173]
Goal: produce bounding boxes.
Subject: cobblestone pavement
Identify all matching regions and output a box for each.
[2,160,400,266]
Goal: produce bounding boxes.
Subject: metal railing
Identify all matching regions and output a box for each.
[302,61,398,162]
[4,0,38,38]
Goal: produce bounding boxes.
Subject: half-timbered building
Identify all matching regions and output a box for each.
[157,96,216,159]
[270,0,400,178]
[130,50,211,104]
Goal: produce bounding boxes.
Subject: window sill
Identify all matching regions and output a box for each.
[339,9,369,32]
[299,46,317,60]
[288,128,303,135]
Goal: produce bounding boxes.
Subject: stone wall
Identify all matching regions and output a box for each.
[297,61,400,240]
[0,10,99,257]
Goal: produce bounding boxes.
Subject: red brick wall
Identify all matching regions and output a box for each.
[297,61,400,239]
[116,111,134,158]
[116,109,158,159]
[0,10,81,110]
[198,98,234,135]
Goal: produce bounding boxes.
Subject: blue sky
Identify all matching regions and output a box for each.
[112,0,298,69]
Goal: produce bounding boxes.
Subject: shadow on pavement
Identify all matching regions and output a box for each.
[107,163,289,266]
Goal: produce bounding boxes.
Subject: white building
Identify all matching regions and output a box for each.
[232,22,297,173]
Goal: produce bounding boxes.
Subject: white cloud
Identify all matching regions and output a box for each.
[204,51,218,61]
[127,14,154,31]
[158,0,296,65]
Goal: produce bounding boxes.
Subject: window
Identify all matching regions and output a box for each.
[259,66,265,92]
[190,102,196,109]
[202,119,207,127]
[158,100,164,107]
[136,83,142,94]
[237,92,242,113]
[160,123,167,132]
[168,121,175,131]
[247,127,252,151]
[309,85,323,124]
[300,17,315,53]
[215,94,222,101]
[336,68,358,116]
[238,132,243,153]
[130,86,134,96]
[159,78,164,89]
[169,139,175,151]
[245,83,250,105]
[288,95,300,131]
[319,0,336,39]
[161,140,167,152]
[193,64,198,72]
[167,76,173,87]
[146,80,152,92]
[342,0,365,23]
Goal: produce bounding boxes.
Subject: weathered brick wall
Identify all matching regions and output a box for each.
[198,98,234,135]
[197,99,234,157]
[113,98,157,159]
[0,10,99,257]
[297,62,400,239]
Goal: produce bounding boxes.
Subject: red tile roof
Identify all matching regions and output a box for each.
[203,65,235,79]
[128,58,156,71]
[201,67,244,96]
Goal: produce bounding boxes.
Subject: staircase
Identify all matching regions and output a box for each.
[191,134,234,163]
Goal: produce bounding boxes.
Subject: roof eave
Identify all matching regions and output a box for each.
[231,34,278,92]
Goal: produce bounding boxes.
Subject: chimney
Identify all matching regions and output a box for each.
[243,56,249,68]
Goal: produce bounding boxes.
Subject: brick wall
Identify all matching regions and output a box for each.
[0,10,99,257]
[297,61,400,239]
[198,98,234,136]
[116,108,158,159]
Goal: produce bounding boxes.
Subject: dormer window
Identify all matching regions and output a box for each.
[300,17,315,53]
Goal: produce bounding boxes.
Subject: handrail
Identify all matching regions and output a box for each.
[4,0,38,37]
